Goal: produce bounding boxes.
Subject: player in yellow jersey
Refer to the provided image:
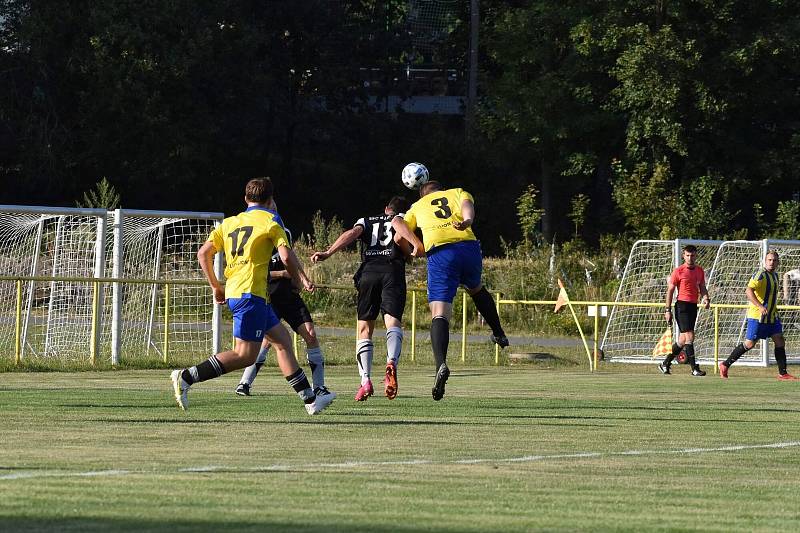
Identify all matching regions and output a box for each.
[719,250,797,380]
[170,177,336,414]
[392,178,509,400]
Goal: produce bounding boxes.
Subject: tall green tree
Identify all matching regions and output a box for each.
[481,1,622,242]
[575,0,800,237]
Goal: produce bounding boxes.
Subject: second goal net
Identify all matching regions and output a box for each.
[602,239,800,366]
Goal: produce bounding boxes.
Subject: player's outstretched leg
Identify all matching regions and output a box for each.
[432,362,450,402]
[774,346,798,380]
[684,344,705,376]
[355,339,374,401]
[721,343,750,379]
[171,369,191,410]
[266,323,334,415]
[385,325,403,399]
[430,315,450,400]
[171,354,227,411]
[469,287,509,347]
[237,344,270,396]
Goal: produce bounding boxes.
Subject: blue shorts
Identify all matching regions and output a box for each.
[426,240,482,303]
[744,318,782,341]
[228,295,280,342]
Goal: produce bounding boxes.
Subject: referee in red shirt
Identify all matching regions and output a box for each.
[659,244,710,376]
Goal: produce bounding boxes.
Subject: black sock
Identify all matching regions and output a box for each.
[684,344,698,369]
[725,344,749,366]
[671,342,682,356]
[775,346,788,375]
[286,368,315,403]
[430,316,450,369]
[470,287,505,338]
[182,355,225,385]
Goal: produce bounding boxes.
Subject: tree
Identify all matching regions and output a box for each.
[76,177,121,209]
[481,1,622,241]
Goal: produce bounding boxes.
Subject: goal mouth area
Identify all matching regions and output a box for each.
[601,239,800,368]
[0,205,225,364]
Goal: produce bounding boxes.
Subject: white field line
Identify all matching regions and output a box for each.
[2,441,798,481]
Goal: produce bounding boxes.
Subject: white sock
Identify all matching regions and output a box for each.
[356,339,373,385]
[306,346,325,390]
[386,327,403,366]
[240,345,269,386]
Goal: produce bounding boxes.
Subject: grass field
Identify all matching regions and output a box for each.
[1,364,799,532]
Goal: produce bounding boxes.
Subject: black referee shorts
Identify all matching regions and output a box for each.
[673,301,698,333]
[356,269,406,322]
[269,287,313,332]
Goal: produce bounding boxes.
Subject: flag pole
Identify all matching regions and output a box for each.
[555,279,593,371]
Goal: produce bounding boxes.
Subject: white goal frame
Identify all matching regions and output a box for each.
[0,205,224,363]
[601,239,800,367]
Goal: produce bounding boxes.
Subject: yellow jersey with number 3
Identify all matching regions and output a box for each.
[404,188,476,252]
[207,207,289,300]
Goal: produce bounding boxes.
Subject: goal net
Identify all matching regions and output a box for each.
[602,239,800,366]
[0,206,223,363]
[0,207,106,360]
[103,209,224,363]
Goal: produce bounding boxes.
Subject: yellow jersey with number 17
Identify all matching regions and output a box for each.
[207,207,290,300]
[403,188,476,252]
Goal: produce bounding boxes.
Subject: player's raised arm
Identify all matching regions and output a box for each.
[197,241,225,304]
[311,225,364,263]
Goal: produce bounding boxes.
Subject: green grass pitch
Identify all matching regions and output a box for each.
[1,366,799,532]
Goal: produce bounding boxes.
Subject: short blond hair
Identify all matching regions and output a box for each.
[419,180,443,197]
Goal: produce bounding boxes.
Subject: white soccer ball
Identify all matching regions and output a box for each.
[401,162,430,190]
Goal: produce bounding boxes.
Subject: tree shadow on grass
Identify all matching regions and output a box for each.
[0,517,434,533]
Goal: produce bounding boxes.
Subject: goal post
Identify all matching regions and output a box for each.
[0,205,223,363]
[601,239,722,363]
[602,239,800,367]
[0,205,108,360]
[105,209,224,363]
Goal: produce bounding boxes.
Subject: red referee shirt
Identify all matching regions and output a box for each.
[669,264,705,303]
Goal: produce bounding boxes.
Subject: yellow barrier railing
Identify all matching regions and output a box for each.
[6,274,798,370]
[2,274,205,366]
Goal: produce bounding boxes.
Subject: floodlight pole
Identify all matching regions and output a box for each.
[466,0,479,138]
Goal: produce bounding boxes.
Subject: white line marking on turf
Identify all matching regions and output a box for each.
[2,441,798,480]
[0,469,129,480]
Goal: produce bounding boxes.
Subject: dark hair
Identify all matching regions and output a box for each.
[683,244,697,253]
[386,196,409,214]
[245,177,273,203]
[419,180,443,197]
[766,250,779,260]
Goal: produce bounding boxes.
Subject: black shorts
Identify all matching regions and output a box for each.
[356,268,406,321]
[674,301,698,333]
[269,286,313,332]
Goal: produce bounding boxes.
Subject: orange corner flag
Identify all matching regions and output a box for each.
[652,328,673,358]
[554,279,569,313]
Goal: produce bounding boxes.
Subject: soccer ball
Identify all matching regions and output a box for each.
[401,162,430,190]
